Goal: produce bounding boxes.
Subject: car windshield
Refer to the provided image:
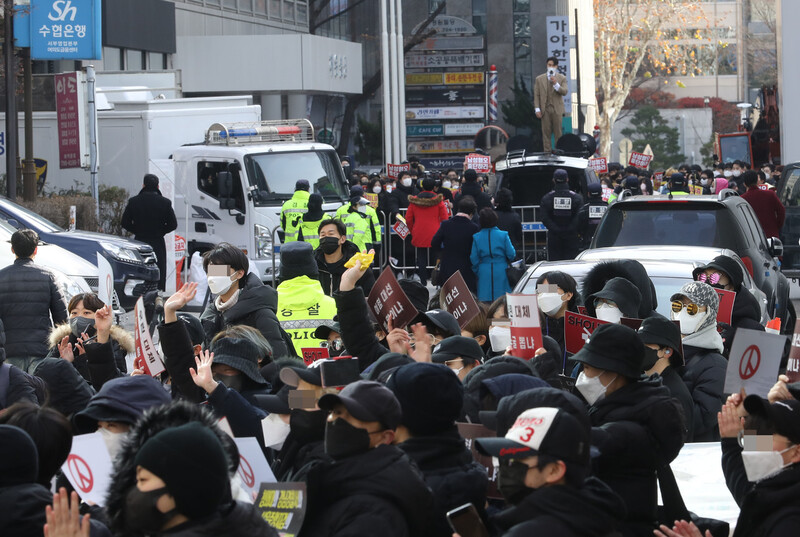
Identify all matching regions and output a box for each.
[1,200,64,232]
[243,150,349,206]
[593,204,741,250]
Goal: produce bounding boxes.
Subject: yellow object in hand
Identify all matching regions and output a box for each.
[344,252,374,270]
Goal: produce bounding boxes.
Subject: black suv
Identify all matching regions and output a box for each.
[589,190,792,329]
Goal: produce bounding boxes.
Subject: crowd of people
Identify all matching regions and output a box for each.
[0,151,798,537]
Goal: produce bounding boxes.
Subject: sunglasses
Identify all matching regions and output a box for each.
[696,272,722,285]
[671,301,700,316]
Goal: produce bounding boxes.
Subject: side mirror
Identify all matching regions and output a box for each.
[768,237,783,258]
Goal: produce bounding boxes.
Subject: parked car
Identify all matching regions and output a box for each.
[588,190,791,331]
[0,196,160,310]
[775,162,800,278]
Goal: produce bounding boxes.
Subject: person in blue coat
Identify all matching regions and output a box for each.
[471,208,516,302]
[431,196,480,292]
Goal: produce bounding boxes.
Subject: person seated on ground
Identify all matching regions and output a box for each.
[582,259,659,320]
[432,336,484,382]
[585,277,641,324]
[32,357,94,418]
[535,270,579,360]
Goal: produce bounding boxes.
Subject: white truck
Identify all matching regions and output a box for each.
[164,119,350,282]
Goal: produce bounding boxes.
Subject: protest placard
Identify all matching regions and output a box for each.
[61,432,114,506]
[96,253,114,307]
[256,482,307,537]
[441,271,481,329]
[506,294,542,359]
[364,192,379,209]
[714,289,736,326]
[464,153,491,173]
[588,157,608,174]
[234,437,277,498]
[300,347,330,366]
[134,296,165,376]
[564,311,609,354]
[367,268,419,333]
[601,187,613,202]
[457,423,502,500]
[392,216,410,240]
[620,317,643,331]
[652,171,664,189]
[786,320,800,383]
[387,163,410,179]
[628,151,653,169]
[723,328,786,397]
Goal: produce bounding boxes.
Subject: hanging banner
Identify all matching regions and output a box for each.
[54,71,88,169]
[546,16,571,112]
[134,296,166,376]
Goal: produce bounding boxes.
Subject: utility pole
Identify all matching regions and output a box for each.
[22,46,35,201]
[4,0,18,200]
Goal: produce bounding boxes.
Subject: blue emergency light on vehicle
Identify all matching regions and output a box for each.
[206,119,315,145]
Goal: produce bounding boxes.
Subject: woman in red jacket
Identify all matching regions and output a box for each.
[405,177,449,285]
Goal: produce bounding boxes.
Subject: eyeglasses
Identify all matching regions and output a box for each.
[696,272,723,285]
[671,301,700,316]
[594,298,617,308]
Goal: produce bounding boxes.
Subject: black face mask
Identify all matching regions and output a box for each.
[213,372,244,393]
[289,409,327,444]
[642,347,660,371]
[324,418,372,460]
[124,486,176,532]
[70,316,95,338]
[319,236,341,255]
[498,461,534,505]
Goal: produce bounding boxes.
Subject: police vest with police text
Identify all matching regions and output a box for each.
[281,190,310,242]
[276,275,337,347]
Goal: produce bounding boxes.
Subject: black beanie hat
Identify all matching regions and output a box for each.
[134,422,229,520]
[0,424,38,486]
[280,241,319,282]
[386,362,463,435]
[398,278,428,313]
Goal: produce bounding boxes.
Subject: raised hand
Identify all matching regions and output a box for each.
[189,350,218,394]
[94,305,113,344]
[164,282,198,323]
[44,488,91,537]
[58,335,75,363]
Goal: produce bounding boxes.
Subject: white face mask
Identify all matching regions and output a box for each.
[401,178,412,188]
[576,371,617,405]
[700,178,710,186]
[724,170,733,178]
[670,309,707,335]
[372,186,382,194]
[640,184,648,194]
[385,184,394,193]
[595,303,623,324]
[357,204,367,213]
[732,169,742,177]
[488,326,511,352]
[98,428,128,460]
[537,292,565,317]
[442,181,452,189]
[207,274,235,295]
[742,447,793,482]
[261,413,291,450]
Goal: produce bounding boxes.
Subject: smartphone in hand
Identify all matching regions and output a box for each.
[446,503,488,537]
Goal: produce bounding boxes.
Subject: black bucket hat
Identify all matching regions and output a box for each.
[571,323,644,379]
[210,337,268,385]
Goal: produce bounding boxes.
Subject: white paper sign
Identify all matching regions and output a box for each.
[234,437,277,498]
[96,253,114,307]
[723,328,786,397]
[134,296,165,376]
[60,432,114,506]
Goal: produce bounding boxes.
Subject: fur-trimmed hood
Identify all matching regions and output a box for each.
[582,259,658,319]
[407,192,443,207]
[105,401,240,537]
[49,323,135,354]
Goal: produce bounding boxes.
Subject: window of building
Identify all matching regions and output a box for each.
[148,52,167,70]
[513,1,532,92]
[103,47,122,70]
[473,0,486,35]
[126,49,144,71]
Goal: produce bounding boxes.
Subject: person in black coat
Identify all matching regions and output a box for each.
[582,258,660,320]
[121,174,178,290]
[431,196,480,292]
[315,219,375,296]
[386,363,488,537]
[539,169,583,261]
[454,169,492,213]
[476,387,627,537]
[572,324,685,537]
[692,254,765,358]
[576,183,608,250]
[0,319,41,410]
[494,187,523,256]
[638,316,695,442]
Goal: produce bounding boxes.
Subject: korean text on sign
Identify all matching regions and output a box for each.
[506,294,542,360]
[464,153,491,173]
[628,151,653,169]
[546,16,571,111]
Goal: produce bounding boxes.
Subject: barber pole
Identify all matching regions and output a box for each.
[488,65,498,123]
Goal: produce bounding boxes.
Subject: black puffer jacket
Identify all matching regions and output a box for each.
[582,259,659,319]
[492,477,626,537]
[0,258,68,360]
[455,182,492,213]
[200,272,289,358]
[678,344,727,441]
[146,501,276,537]
[33,357,94,416]
[655,366,695,442]
[333,287,389,372]
[315,240,375,296]
[272,410,329,482]
[105,401,272,537]
[461,356,536,422]
[302,444,435,537]
[722,287,765,357]
[587,378,685,537]
[399,429,488,537]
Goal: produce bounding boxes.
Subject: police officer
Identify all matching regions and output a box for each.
[280,180,311,243]
[667,173,690,196]
[335,186,379,252]
[577,183,607,250]
[539,169,583,261]
[298,194,330,249]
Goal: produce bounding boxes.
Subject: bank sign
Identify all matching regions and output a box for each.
[17,0,102,60]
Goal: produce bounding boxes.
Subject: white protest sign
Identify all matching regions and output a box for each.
[96,253,114,307]
[506,294,542,359]
[723,328,786,397]
[134,296,165,376]
[464,153,491,173]
[61,432,114,506]
[234,437,277,498]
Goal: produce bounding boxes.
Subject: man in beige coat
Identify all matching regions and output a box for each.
[534,56,568,152]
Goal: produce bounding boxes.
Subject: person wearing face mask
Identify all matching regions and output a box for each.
[741,169,785,242]
[431,197,480,292]
[494,187,523,254]
[455,168,493,214]
[586,277,642,325]
[315,219,375,296]
[670,281,727,441]
[692,255,764,358]
[638,316,695,442]
[335,185,382,253]
[535,271,578,353]
[582,259,660,320]
[406,177,449,286]
[303,380,435,537]
[539,169,583,260]
[313,322,346,358]
[571,323,685,537]
[297,194,331,249]
[386,362,488,537]
[576,183,607,250]
[431,336,484,382]
[698,169,715,194]
[280,179,311,244]
[200,242,289,359]
[475,389,626,537]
